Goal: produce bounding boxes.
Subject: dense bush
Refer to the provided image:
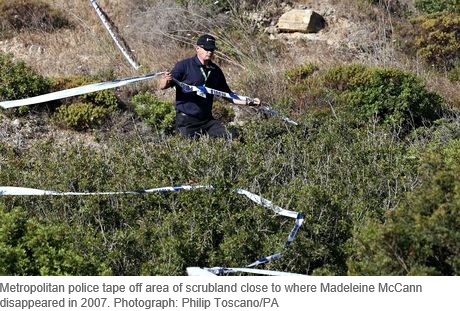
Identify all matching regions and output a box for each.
[415,0,460,14]
[3,110,448,275]
[288,63,443,131]
[0,0,71,38]
[349,139,460,275]
[285,63,318,84]
[0,205,111,275]
[52,102,112,131]
[0,52,51,114]
[131,91,175,134]
[50,76,119,130]
[396,12,460,70]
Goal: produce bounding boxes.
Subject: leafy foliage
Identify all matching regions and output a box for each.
[288,63,443,131]
[415,0,460,14]
[131,91,175,134]
[52,102,112,131]
[0,52,51,115]
[285,63,318,84]
[349,139,460,275]
[0,0,71,38]
[396,12,460,70]
[0,205,111,275]
[4,111,457,275]
[50,76,119,130]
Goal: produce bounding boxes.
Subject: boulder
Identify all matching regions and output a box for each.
[276,9,326,33]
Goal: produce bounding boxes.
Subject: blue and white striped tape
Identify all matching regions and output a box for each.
[173,78,299,126]
[234,188,304,269]
[0,184,303,274]
[173,78,254,104]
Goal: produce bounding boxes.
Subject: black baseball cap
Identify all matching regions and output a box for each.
[196,34,216,51]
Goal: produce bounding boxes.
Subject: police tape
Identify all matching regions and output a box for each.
[172,78,298,125]
[0,185,210,196]
[0,184,303,273]
[89,0,140,70]
[187,267,303,276]
[0,72,297,126]
[233,188,304,268]
[0,72,164,109]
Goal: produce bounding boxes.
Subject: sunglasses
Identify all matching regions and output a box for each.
[198,46,216,52]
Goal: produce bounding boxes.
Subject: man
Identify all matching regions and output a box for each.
[159,34,260,139]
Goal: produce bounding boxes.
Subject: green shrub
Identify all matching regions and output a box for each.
[415,0,460,14]
[2,98,457,276]
[52,102,112,131]
[397,12,460,70]
[50,76,119,130]
[0,0,71,38]
[349,139,460,275]
[0,205,111,275]
[285,63,318,84]
[0,52,51,115]
[292,64,444,130]
[131,91,175,134]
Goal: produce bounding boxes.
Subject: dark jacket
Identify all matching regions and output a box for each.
[171,56,231,120]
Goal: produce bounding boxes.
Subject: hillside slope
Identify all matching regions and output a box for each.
[0,0,459,276]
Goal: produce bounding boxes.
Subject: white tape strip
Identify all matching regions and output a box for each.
[0,184,303,273]
[89,0,140,70]
[199,267,304,276]
[260,106,299,126]
[0,185,211,196]
[235,189,304,269]
[235,188,299,219]
[0,72,164,109]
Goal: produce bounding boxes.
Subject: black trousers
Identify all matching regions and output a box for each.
[176,112,230,139]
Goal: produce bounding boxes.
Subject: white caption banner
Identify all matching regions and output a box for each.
[0,276,456,310]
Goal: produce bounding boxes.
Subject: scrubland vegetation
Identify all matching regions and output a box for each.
[0,0,459,275]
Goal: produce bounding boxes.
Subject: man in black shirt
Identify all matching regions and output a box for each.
[159,34,259,138]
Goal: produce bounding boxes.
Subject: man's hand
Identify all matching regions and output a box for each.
[159,72,172,89]
[249,98,261,106]
[233,97,261,106]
